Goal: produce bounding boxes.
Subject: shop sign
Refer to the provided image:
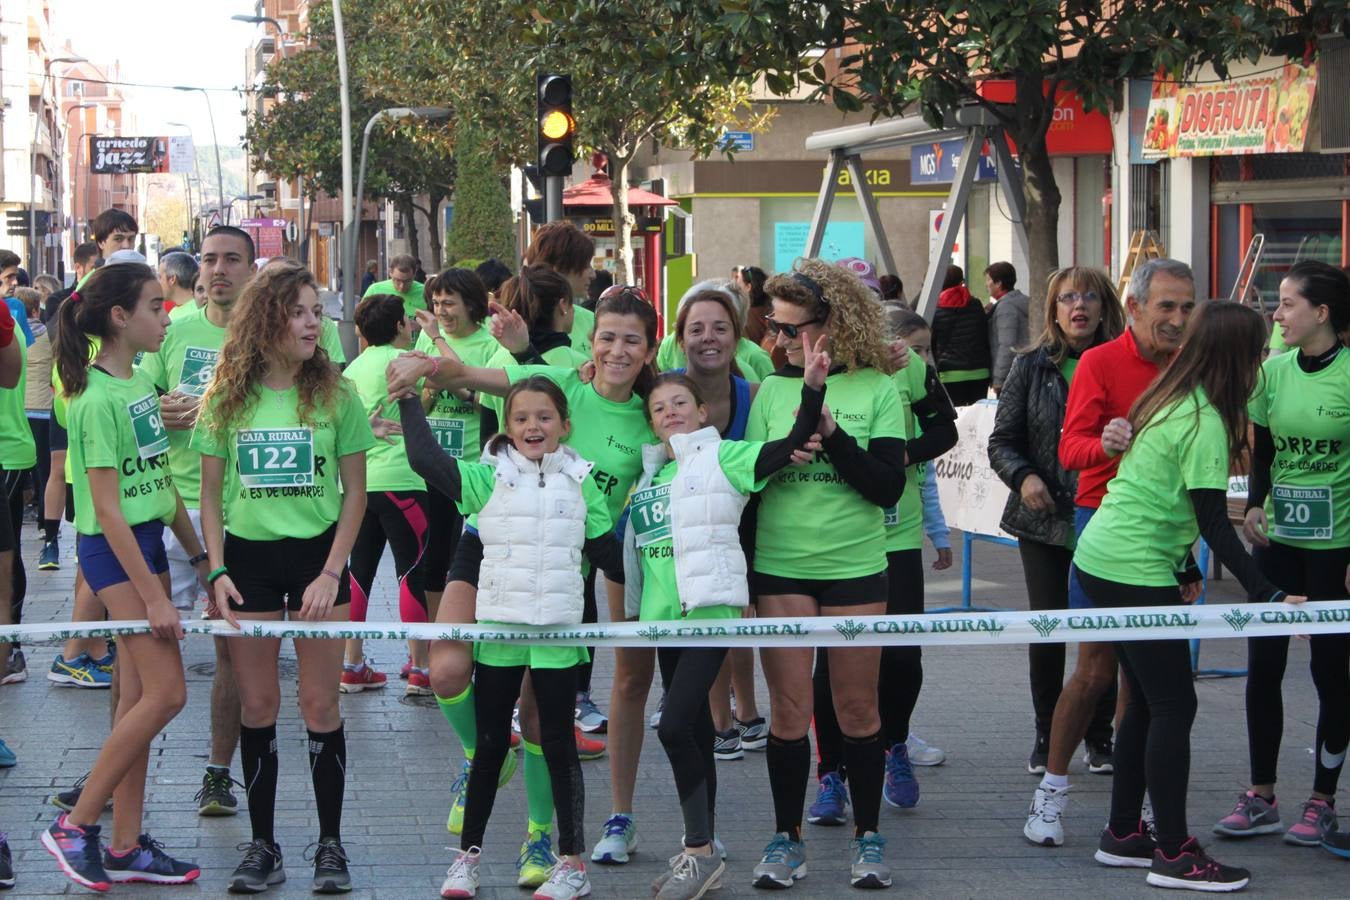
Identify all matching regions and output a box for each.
[910,138,1002,184]
[1141,62,1318,159]
[976,81,1114,155]
[88,135,195,174]
[580,217,663,235]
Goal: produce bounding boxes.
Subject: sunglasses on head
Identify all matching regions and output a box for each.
[598,284,650,305]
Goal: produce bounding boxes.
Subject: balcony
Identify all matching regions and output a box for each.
[255,37,276,73]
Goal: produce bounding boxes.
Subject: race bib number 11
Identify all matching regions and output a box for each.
[236,428,315,487]
[428,418,465,459]
[1271,484,1333,540]
[629,483,672,548]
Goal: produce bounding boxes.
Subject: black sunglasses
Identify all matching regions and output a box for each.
[764,314,825,339]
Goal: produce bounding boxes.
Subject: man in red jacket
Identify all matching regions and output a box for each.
[1022,258,1197,848]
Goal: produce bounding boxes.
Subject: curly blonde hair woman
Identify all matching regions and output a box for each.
[746,257,908,891]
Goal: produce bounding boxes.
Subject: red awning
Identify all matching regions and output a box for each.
[562,174,677,208]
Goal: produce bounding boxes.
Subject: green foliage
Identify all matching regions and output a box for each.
[445,125,516,268]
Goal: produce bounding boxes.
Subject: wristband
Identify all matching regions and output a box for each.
[428,356,441,379]
[207,566,229,584]
[321,567,342,582]
[188,551,209,566]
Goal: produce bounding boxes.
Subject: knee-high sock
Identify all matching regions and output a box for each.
[240,723,279,844]
[437,684,477,757]
[766,733,810,839]
[842,730,885,836]
[523,739,555,835]
[308,725,347,841]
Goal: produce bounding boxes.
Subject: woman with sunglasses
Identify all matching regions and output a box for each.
[746,259,907,891]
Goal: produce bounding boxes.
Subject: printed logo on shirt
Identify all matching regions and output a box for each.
[1273,434,1343,457]
[1315,405,1348,419]
[605,435,638,456]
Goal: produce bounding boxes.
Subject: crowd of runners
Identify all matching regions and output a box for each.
[0,209,1346,898]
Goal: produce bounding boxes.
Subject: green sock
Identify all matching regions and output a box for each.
[522,740,554,833]
[435,685,477,757]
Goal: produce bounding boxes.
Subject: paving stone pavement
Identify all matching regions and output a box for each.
[1,525,1346,898]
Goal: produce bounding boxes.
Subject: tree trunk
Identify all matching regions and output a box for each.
[398,195,421,263]
[422,191,445,271]
[608,153,635,286]
[1011,73,1062,335]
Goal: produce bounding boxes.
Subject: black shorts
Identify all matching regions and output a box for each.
[49,413,68,451]
[444,527,484,589]
[752,570,888,608]
[224,524,352,614]
[0,470,21,553]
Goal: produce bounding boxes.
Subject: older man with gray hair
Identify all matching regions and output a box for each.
[158,251,200,319]
[1021,257,1198,849]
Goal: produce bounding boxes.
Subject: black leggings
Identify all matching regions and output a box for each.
[347,490,428,624]
[1018,538,1115,742]
[1078,570,1196,856]
[1245,540,1350,792]
[814,549,923,780]
[461,662,583,855]
[1,469,27,649]
[421,488,463,593]
[575,569,598,694]
[657,646,727,847]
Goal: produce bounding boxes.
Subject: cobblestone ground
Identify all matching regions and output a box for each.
[0,526,1343,898]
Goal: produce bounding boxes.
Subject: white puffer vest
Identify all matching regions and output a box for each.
[623,426,750,617]
[475,442,594,626]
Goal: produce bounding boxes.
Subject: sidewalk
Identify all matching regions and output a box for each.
[0,526,1341,897]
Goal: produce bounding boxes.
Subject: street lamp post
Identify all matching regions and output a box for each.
[333,0,355,356]
[342,106,450,359]
[172,86,224,228]
[31,55,86,274]
[58,102,95,273]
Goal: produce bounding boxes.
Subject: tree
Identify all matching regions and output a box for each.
[691,1,1347,325]
[445,124,516,267]
[143,194,188,249]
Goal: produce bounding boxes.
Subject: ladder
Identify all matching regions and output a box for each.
[1117,230,1165,299]
[1228,233,1265,308]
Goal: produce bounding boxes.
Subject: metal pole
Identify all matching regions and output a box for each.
[334,0,356,357]
[915,127,984,322]
[544,175,564,223]
[345,112,380,361]
[805,151,845,259]
[844,152,898,278]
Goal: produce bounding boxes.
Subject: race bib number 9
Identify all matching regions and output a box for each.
[128,394,170,460]
[1271,484,1333,540]
[629,483,672,548]
[177,347,219,398]
[427,417,465,459]
[236,428,315,487]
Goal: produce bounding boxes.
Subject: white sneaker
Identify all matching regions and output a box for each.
[590,814,637,864]
[532,858,591,899]
[906,733,946,767]
[440,848,480,899]
[1024,784,1070,847]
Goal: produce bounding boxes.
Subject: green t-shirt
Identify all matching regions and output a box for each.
[191,382,376,541]
[570,304,595,359]
[502,365,655,523]
[655,333,774,383]
[138,306,225,507]
[69,367,176,536]
[638,440,767,621]
[884,350,926,552]
[363,279,426,319]
[747,366,906,579]
[458,456,613,668]
[343,344,425,493]
[1059,356,1080,385]
[479,342,588,424]
[1248,348,1350,548]
[168,301,202,323]
[0,336,36,471]
[1268,323,1288,356]
[1074,390,1230,587]
[414,326,501,458]
[320,316,347,365]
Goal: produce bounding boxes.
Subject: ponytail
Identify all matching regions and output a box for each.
[498,265,572,336]
[54,263,158,398]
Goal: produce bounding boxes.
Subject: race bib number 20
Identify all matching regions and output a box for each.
[236,428,315,487]
[1272,484,1333,540]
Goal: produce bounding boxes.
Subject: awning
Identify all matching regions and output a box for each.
[563,174,677,208]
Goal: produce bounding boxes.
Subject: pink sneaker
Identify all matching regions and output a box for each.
[1284,797,1336,846]
[1212,790,1281,837]
[405,668,434,697]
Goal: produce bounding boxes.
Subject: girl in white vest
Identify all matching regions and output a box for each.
[396,375,623,900]
[628,339,829,900]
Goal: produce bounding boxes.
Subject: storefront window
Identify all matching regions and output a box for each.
[1248,200,1343,308]
[1128,161,1170,254]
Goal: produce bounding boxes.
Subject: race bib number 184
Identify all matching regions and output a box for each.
[236,428,315,487]
[629,483,672,548]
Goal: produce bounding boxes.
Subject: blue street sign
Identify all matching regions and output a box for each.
[720,130,755,152]
[910,138,1004,184]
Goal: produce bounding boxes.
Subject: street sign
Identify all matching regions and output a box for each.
[720,130,755,152]
[911,139,1002,184]
[242,218,287,228]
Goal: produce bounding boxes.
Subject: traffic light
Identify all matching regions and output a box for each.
[537,73,575,177]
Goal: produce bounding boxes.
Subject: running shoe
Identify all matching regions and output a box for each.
[1322,828,1350,858]
[102,833,200,884]
[517,831,557,888]
[1284,797,1336,846]
[0,832,14,890]
[0,739,13,768]
[532,858,590,899]
[447,759,471,834]
[406,668,434,697]
[92,650,114,677]
[440,847,480,898]
[52,773,111,812]
[905,733,946,766]
[400,657,413,680]
[752,832,806,889]
[650,692,666,729]
[737,716,769,751]
[1146,838,1249,892]
[1024,783,1070,847]
[575,690,608,733]
[1,650,25,685]
[575,727,605,760]
[229,839,285,893]
[42,814,110,892]
[1027,733,1049,775]
[1083,738,1114,775]
[883,743,919,809]
[47,653,111,688]
[656,850,725,900]
[39,538,60,570]
[849,831,891,889]
[713,728,744,761]
[806,773,849,826]
[339,661,387,693]
[1094,821,1156,868]
[1212,790,1282,837]
[307,838,351,893]
[591,813,637,864]
[196,767,240,816]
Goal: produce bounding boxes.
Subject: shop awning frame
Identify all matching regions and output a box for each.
[803,106,1030,321]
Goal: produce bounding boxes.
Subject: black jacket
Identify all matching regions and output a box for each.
[932,296,991,374]
[987,347,1078,547]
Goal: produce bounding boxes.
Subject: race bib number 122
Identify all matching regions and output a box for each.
[236,428,315,487]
